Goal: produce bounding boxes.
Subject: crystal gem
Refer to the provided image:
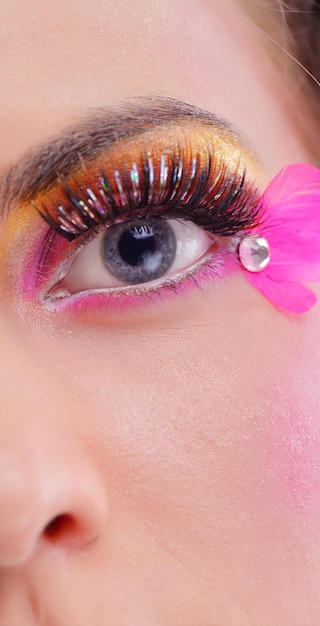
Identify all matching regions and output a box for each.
[238,235,270,272]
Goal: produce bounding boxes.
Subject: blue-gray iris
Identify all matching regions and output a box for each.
[101,218,176,284]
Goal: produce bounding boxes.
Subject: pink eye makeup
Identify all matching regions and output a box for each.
[0,100,265,315]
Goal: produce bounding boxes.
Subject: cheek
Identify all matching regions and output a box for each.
[262,329,320,512]
[53,276,320,549]
[20,272,320,616]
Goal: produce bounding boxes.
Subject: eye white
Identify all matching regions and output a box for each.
[61,219,214,293]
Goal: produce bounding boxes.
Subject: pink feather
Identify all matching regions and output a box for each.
[239,164,320,313]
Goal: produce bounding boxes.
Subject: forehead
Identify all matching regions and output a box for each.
[0,3,264,149]
[0,0,309,176]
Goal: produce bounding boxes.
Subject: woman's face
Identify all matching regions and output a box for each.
[1,1,320,624]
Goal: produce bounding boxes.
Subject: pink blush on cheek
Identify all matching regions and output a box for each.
[263,380,320,512]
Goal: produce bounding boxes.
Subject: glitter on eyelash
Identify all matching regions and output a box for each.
[58,205,84,230]
[114,170,128,207]
[33,141,262,241]
[57,214,78,234]
[146,156,154,204]
[99,173,118,221]
[130,162,141,205]
[78,199,96,220]
[100,176,109,193]
[159,155,168,198]
[167,153,183,202]
[86,187,107,216]
[179,155,198,202]
[173,154,183,188]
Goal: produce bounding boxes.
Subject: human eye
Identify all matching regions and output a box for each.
[2,103,263,316]
[56,218,215,296]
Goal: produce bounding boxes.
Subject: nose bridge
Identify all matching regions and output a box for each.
[0,317,108,568]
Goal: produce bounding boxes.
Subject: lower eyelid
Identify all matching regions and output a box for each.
[12,214,238,313]
[42,245,238,316]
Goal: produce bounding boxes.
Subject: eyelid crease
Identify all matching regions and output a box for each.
[30,125,263,244]
[0,97,260,221]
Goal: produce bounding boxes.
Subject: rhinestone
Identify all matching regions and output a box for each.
[238,235,270,272]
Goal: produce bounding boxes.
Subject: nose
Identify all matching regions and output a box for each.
[0,438,108,568]
[0,323,108,568]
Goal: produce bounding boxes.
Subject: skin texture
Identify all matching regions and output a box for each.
[0,1,320,625]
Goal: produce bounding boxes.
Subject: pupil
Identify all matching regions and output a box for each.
[101,218,176,285]
[118,228,155,267]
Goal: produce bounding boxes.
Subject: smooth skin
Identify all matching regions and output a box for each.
[0,1,320,625]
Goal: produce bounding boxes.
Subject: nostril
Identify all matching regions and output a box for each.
[44,514,77,543]
[0,443,108,567]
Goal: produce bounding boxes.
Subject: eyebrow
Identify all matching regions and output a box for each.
[0,98,254,217]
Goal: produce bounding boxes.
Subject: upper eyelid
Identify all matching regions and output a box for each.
[4,117,263,304]
[29,127,262,243]
[0,97,259,221]
[24,135,262,297]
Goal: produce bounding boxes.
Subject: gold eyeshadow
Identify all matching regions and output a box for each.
[0,110,270,316]
[28,121,263,241]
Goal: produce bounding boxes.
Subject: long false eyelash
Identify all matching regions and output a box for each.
[33,145,262,241]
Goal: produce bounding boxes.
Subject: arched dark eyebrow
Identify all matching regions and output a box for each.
[0,98,254,218]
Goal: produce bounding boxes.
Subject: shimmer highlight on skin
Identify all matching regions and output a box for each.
[0,102,265,305]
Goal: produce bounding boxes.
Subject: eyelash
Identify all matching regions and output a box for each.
[33,145,261,240]
[28,145,262,308]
